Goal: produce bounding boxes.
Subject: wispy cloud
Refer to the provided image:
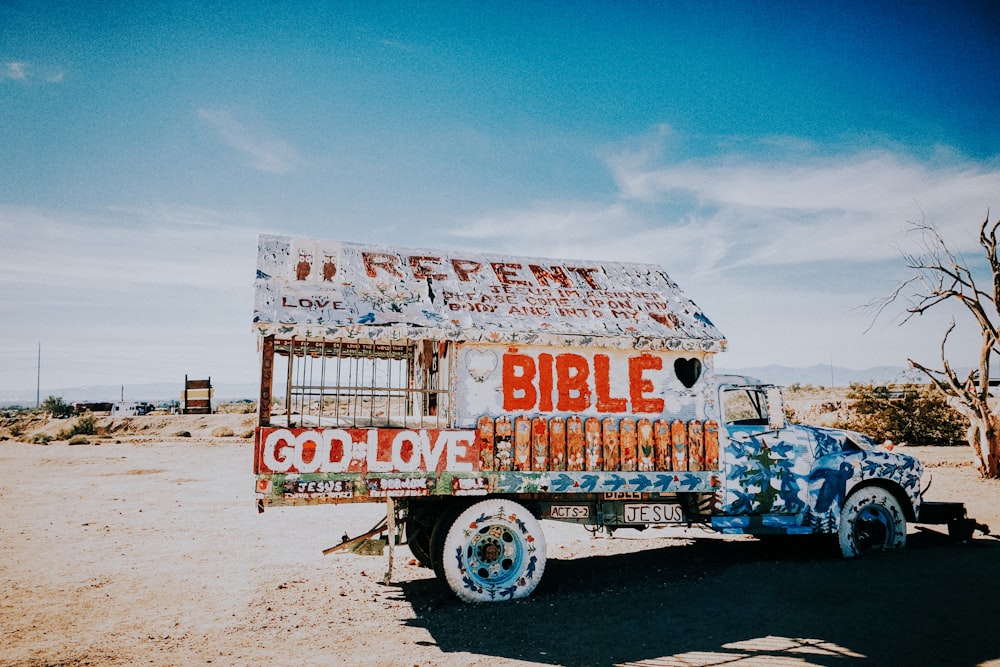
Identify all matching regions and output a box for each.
[380,38,415,51]
[603,133,1000,272]
[0,204,262,389]
[0,204,258,292]
[443,130,1000,369]
[457,130,1000,281]
[3,60,65,83]
[3,61,26,80]
[198,108,300,173]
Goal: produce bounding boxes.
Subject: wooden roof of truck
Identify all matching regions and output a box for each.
[253,234,726,352]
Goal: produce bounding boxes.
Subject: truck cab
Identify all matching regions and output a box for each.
[713,376,923,555]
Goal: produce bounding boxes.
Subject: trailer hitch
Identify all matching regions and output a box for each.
[322,497,402,585]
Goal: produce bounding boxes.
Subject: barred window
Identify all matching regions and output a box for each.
[270,339,452,428]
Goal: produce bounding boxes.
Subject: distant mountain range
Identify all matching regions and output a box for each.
[1,364,936,407]
[717,364,928,387]
[0,382,261,407]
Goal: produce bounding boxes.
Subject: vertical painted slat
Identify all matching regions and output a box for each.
[549,417,567,471]
[687,420,704,471]
[531,416,549,471]
[514,416,532,471]
[494,416,513,471]
[601,417,620,471]
[477,415,495,471]
[258,335,274,427]
[585,417,603,470]
[566,416,585,471]
[637,418,655,471]
[671,419,688,471]
[619,418,637,471]
[654,419,672,471]
[704,419,720,471]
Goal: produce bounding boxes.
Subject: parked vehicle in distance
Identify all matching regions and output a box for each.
[111,401,154,417]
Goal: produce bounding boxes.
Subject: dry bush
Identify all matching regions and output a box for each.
[839,383,966,446]
[55,413,97,440]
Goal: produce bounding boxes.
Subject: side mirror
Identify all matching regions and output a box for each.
[766,386,786,430]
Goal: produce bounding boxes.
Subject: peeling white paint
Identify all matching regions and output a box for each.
[253,235,727,351]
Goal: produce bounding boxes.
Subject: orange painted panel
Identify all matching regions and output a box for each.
[566,416,585,471]
[619,418,637,472]
[532,416,549,471]
[549,417,567,472]
[637,418,654,472]
[687,420,704,471]
[495,416,513,471]
[704,419,720,471]
[514,416,532,471]
[654,419,672,471]
[585,417,603,470]
[602,417,620,471]
[671,419,688,471]
[477,415,495,471]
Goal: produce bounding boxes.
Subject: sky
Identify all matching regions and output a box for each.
[3,0,1000,398]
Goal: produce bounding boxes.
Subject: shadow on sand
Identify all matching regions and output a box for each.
[395,531,1000,666]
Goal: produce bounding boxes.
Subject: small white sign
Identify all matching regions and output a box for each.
[624,503,683,524]
[550,505,591,519]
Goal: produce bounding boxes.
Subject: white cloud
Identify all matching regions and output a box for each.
[0,205,262,390]
[198,108,300,173]
[4,61,27,80]
[603,136,1000,273]
[445,130,1000,369]
[3,61,65,83]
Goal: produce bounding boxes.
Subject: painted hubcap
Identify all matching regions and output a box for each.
[466,524,522,586]
[854,504,893,552]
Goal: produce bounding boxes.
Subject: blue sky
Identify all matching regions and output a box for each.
[3,1,1000,396]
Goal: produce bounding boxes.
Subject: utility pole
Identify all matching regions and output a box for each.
[36,343,41,408]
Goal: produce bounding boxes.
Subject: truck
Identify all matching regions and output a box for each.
[252,234,985,602]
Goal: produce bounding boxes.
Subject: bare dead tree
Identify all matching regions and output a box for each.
[876,214,1000,478]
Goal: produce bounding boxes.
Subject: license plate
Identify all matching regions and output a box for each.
[603,492,642,500]
[624,503,683,524]
[550,505,590,519]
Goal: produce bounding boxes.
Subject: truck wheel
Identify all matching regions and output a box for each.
[838,486,906,558]
[437,499,547,603]
[430,502,467,582]
[405,517,433,567]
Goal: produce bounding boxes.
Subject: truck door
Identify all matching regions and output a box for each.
[720,385,812,516]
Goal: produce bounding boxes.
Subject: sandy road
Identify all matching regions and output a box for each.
[2,438,999,666]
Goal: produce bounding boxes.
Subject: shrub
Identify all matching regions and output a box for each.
[29,433,51,444]
[67,435,89,445]
[211,425,235,437]
[55,413,97,440]
[42,396,73,418]
[840,383,967,446]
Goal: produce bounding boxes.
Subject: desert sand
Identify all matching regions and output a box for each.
[1,413,999,666]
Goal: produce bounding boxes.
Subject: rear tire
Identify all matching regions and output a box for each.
[838,486,906,558]
[430,502,467,582]
[437,499,547,603]
[405,515,433,567]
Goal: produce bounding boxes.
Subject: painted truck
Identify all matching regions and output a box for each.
[252,234,982,602]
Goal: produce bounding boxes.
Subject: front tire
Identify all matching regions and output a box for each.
[438,499,547,603]
[839,486,906,558]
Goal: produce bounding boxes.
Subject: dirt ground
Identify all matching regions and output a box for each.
[2,415,1000,666]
